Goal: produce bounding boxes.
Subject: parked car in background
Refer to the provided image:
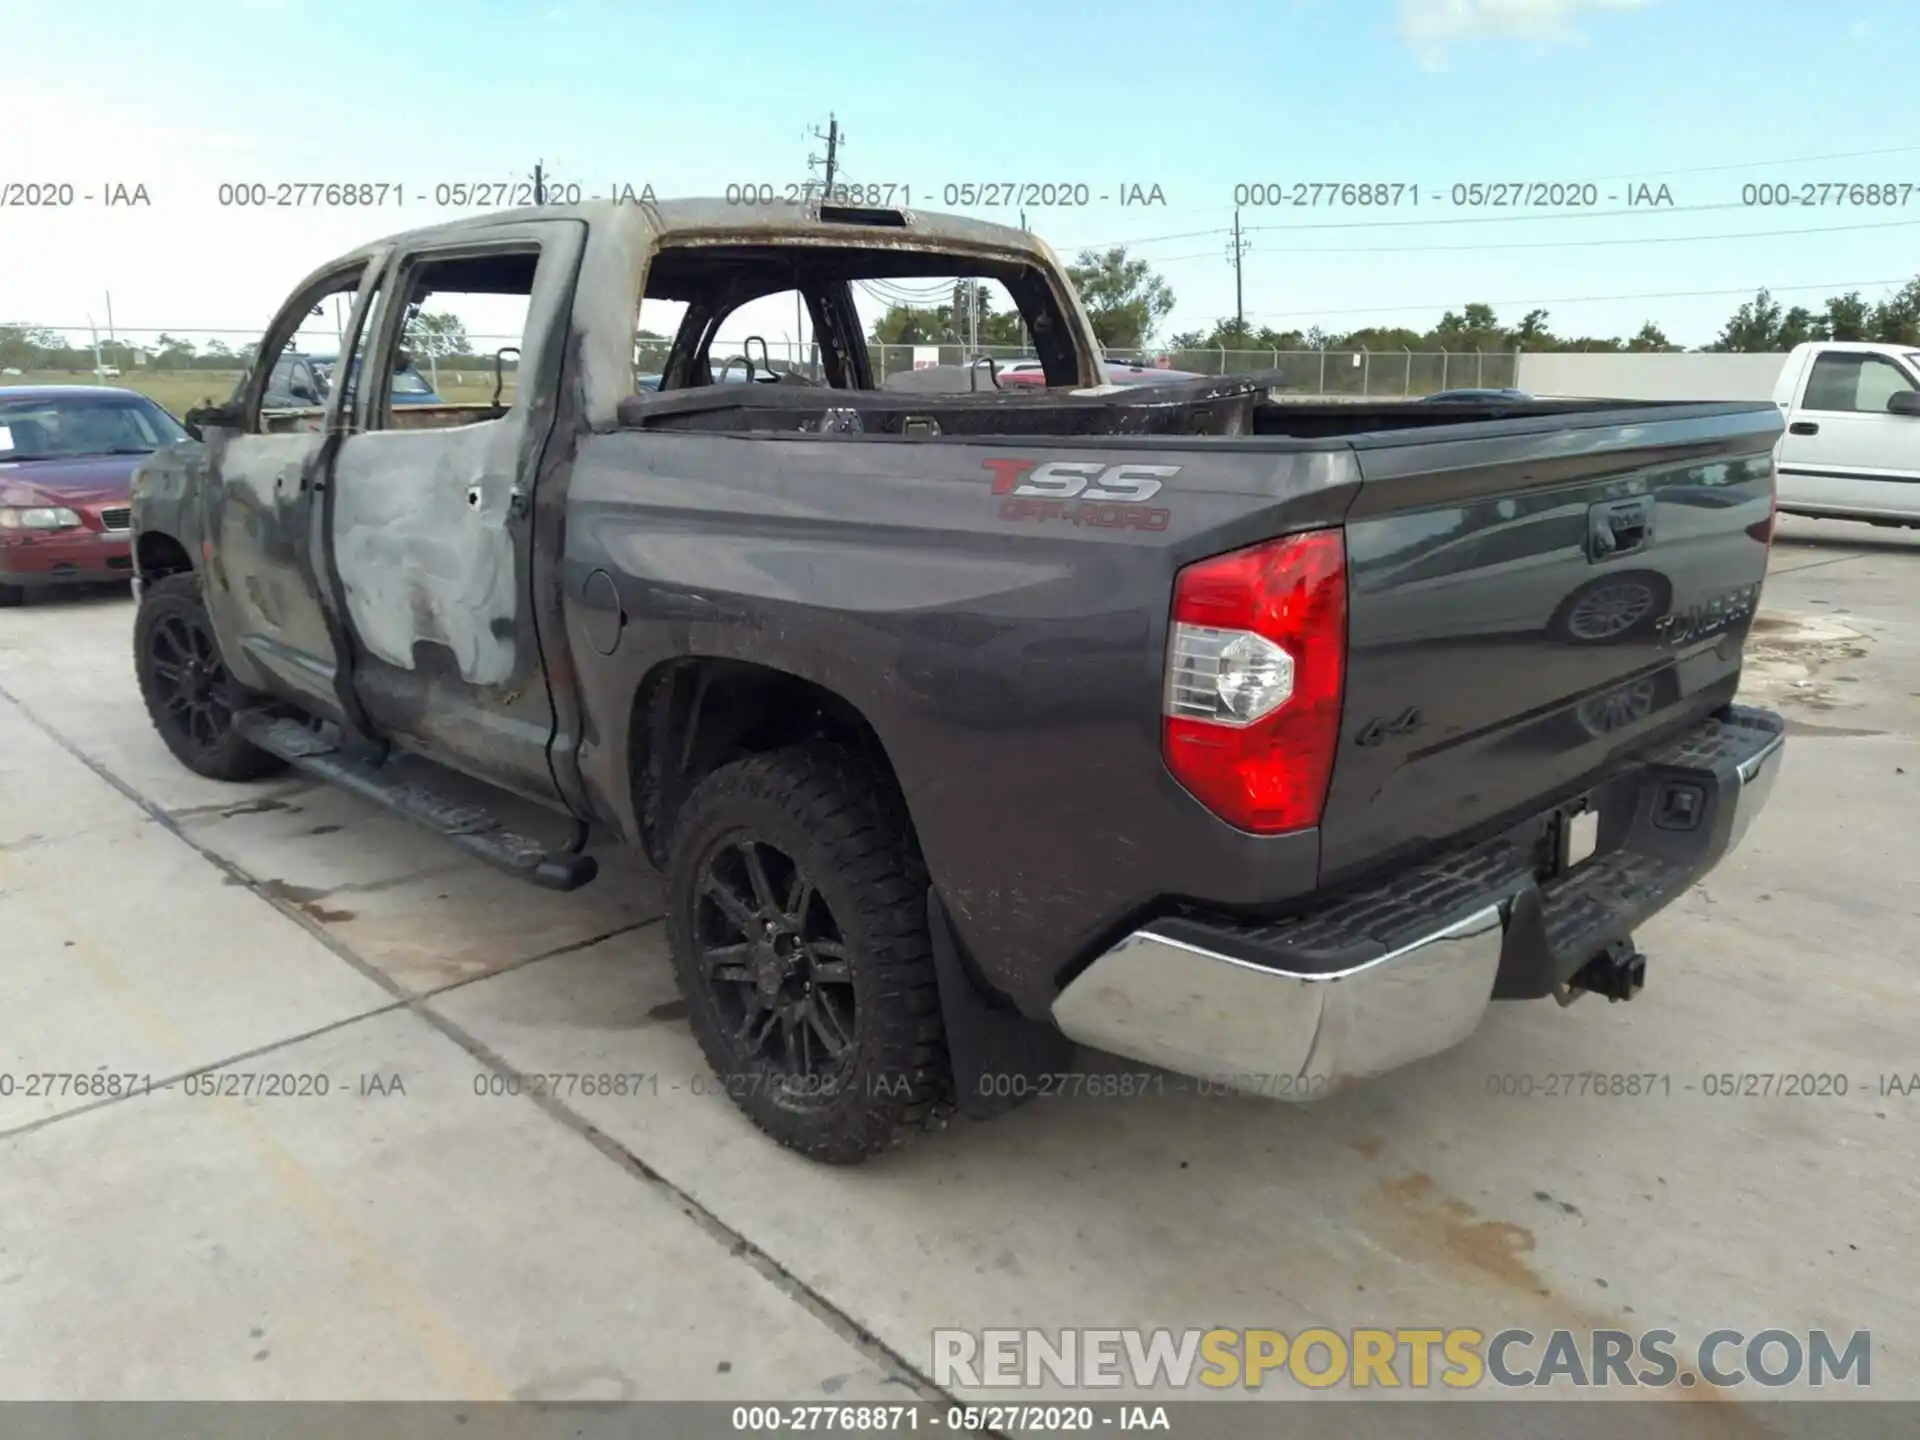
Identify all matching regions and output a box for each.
[1771,341,1920,526]
[263,351,443,409]
[1103,358,1208,386]
[710,358,817,385]
[984,360,1048,387]
[1419,388,1534,403]
[966,357,1046,385]
[976,358,1207,389]
[0,385,186,605]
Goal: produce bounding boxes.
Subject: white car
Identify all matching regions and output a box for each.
[1772,340,1920,526]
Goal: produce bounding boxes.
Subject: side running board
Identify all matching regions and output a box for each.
[235,714,599,892]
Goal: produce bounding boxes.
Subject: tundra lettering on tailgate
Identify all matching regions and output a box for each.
[1653,582,1762,648]
[982,458,1175,531]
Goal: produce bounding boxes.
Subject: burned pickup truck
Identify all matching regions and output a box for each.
[130,198,1786,1163]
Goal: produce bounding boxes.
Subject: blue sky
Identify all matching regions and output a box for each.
[3,0,1914,351]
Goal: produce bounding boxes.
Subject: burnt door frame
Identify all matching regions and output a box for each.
[317,219,586,807]
[199,251,388,720]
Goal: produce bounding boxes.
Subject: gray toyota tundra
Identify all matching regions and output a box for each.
[129,198,1787,1163]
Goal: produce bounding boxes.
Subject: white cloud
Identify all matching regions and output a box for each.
[1398,0,1654,69]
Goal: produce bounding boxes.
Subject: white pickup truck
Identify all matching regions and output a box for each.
[1772,340,1920,526]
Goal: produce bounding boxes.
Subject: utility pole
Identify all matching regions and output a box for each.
[531,159,546,205]
[804,115,844,374]
[807,114,843,199]
[1226,207,1249,329]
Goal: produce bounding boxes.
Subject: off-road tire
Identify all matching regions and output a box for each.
[134,572,287,782]
[666,744,951,1164]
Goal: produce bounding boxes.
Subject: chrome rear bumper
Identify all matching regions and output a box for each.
[1051,706,1785,1100]
[1051,905,1505,1099]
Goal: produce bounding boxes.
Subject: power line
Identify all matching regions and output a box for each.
[856,278,954,305]
[1073,196,1920,252]
[1238,200,1754,235]
[1150,216,1920,257]
[1575,143,1920,183]
[1096,213,1920,266]
[1238,276,1914,324]
[1073,146,1920,243]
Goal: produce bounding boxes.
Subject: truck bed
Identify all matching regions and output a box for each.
[570,383,1784,1017]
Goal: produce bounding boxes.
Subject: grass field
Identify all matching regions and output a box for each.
[6,370,508,418]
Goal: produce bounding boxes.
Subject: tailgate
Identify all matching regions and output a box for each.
[1318,403,1782,884]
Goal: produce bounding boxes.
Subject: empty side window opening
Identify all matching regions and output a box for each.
[257,273,367,430]
[371,249,539,431]
[631,244,1072,396]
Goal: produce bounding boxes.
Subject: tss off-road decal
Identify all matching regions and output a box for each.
[982,459,1176,531]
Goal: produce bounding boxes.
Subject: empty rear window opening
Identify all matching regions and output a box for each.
[632,243,1082,396]
[373,249,539,428]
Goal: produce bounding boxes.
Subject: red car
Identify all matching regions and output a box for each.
[0,386,188,606]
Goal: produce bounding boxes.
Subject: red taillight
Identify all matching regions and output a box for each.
[1162,528,1347,834]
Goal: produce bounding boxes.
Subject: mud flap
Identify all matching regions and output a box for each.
[928,889,1078,1121]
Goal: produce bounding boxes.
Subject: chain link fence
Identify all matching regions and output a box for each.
[683,340,1523,396]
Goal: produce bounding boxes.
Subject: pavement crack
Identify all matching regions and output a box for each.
[408,916,665,1003]
[0,997,414,1143]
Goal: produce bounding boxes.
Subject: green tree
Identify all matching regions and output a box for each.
[1339,325,1427,352]
[1709,289,1785,352]
[1430,303,1508,351]
[148,333,198,370]
[868,284,1025,349]
[1066,247,1174,349]
[1776,305,1822,349]
[1178,319,1308,353]
[1626,322,1677,352]
[0,324,64,370]
[1823,292,1873,341]
[1512,308,1555,348]
[869,304,946,345]
[1870,277,1920,344]
[404,310,470,360]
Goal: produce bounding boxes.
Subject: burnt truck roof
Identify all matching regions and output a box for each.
[332,197,1061,266]
[298,197,1100,428]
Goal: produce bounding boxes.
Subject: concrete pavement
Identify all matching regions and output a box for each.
[1,516,1914,1415]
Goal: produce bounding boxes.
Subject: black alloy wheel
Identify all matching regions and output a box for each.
[149,609,236,753]
[664,744,951,1163]
[133,573,286,781]
[694,836,859,1085]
